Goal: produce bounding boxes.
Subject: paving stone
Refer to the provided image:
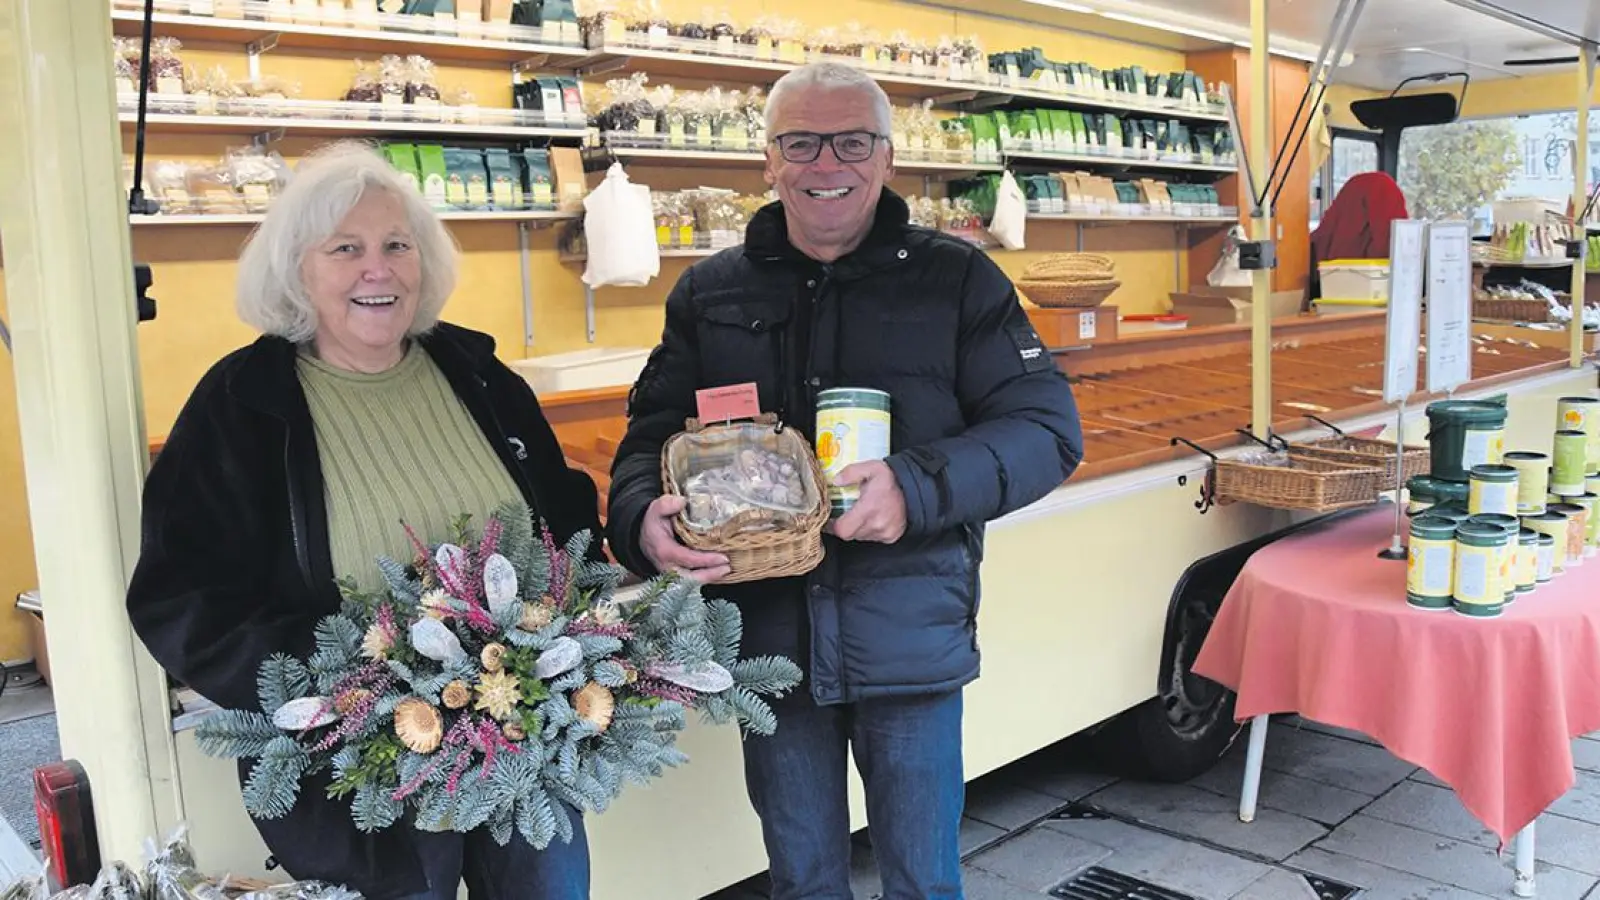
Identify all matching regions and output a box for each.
[1550,771,1600,826]
[1363,780,1498,847]
[1314,814,1598,898]
[1255,724,1417,795]
[1004,757,1120,804]
[1409,768,1450,789]
[1227,867,1322,899]
[1038,817,1272,900]
[964,779,1068,831]
[1284,846,1497,900]
[1535,813,1600,878]
[1084,780,1326,861]
[1575,738,1600,774]
[959,867,1050,900]
[966,824,1111,891]
[1283,716,1383,747]
[1189,748,1373,827]
[960,817,1007,857]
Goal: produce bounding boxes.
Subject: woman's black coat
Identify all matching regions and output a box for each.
[125,322,603,898]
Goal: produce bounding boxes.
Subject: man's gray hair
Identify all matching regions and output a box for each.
[235,140,457,343]
[764,62,894,137]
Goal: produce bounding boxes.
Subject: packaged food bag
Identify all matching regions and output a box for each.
[581,162,660,288]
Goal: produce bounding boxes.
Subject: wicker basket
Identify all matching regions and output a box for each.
[661,413,829,584]
[1017,278,1122,308]
[1286,436,1430,491]
[1212,450,1385,512]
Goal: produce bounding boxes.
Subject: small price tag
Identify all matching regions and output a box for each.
[1078,311,1098,341]
[696,382,760,423]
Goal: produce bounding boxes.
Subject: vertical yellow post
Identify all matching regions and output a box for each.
[1573,52,1594,368]
[1249,0,1274,438]
[0,0,181,864]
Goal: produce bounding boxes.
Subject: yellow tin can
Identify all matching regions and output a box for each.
[1553,431,1588,496]
[1453,522,1509,618]
[816,388,892,519]
[1536,533,1557,583]
[1407,515,1457,610]
[1550,503,1588,568]
[1556,396,1600,475]
[1468,464,1518,517]
[1569,492,1599,557]
[1502,451,1549,515]
[1523,511,1570,575]
[1468,514,1518,603]
[1516,527,1539,593]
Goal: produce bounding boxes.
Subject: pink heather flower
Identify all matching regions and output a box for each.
[634,676,695,706]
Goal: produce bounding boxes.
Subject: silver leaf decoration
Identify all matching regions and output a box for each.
[483,553,519,616]
[534,637,583,679]
[410,617,467,664]
[271,696,340,731]
[651,661,734,694]
[435,543,466,577]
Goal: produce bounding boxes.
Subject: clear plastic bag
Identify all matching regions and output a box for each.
[666,421,820,536]
[0,871,47,900]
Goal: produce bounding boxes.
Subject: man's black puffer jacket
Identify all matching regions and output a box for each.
[608,189,1083,706]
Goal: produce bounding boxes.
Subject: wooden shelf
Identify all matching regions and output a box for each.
[109,5,589,66]
[1029,213,1236,225]
[130,210,578,226]
[583,143,1004,177]
[117,110,584,140]
[1005,147,1236,177]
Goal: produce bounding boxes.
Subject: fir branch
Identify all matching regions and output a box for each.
[256,655,312,715]
[550,796,574,846]
[727,685,779,736]
[195,709,281,760]
[515,787,557,850]
[241,736,309,819]
[667,631,716,666]
[591,660,629,688]
[350,779,404,833]
[488,805,515,847]
[572,634,624,660]
[731,656,803,697]
[376,556,422,607]
[549,669,587,694]
[704,599,744,669]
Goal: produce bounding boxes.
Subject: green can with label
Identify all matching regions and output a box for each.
[1536,532,1557,583]
[1407,515,1457,610]
[816,388,892,518]
[1516,527,1539,593]
[1523,511,1570,575]
[1426,400,1507,483]
[1556,396,1600,474]
[1406,476,1469,515]
[1552,430,1588,496]
[1467,513,1519,603]
[1468,464,1519,517]
[1453,522,1510,618]
[1502,451,1550,515]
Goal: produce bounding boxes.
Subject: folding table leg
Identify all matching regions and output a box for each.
[1239,714,1270,823]
[1513,820,1536,897]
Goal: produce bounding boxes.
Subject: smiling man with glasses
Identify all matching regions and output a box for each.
[607,62,1083,900]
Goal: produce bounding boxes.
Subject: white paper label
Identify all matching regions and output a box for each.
[1426,221,1473,394]
[1383,220,1426,404]
[1078,311,1097,341]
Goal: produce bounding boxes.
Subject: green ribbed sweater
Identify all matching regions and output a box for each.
[296,345,521,592]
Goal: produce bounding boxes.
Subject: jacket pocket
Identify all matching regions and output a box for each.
[695,299,793,401]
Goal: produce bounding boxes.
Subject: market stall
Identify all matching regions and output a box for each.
[1,0,1598,898]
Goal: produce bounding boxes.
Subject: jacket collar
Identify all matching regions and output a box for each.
[225,321,496,418]
[743,188,917,278]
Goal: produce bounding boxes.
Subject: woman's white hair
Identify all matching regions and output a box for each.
[236,140,457,343]
[764,62,894,137]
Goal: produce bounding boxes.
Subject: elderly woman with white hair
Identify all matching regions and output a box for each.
[126,141,600,900]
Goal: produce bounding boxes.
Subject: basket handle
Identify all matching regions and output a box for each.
[1304,414,1344,437]
[1235,428,1287,452]
[1170,436,1218,461]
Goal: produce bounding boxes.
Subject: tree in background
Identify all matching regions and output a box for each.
[1398,119,1521,220]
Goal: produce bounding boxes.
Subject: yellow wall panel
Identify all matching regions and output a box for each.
[0,262,38,663]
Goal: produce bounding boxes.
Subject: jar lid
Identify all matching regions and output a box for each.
[1470,464,1518,482]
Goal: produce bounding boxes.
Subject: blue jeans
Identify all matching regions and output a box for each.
[393,808,590,900]
[741,689,966,900]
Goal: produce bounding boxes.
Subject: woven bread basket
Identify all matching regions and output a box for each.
[660,413,829,583]
[1016,253,1122,308]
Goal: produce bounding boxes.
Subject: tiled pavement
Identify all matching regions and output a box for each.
[706,715,1600,899]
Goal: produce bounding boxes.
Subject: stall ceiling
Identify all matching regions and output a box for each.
[933,0,1587,92]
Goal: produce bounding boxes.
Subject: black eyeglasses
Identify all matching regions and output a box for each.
[771,130,887,163]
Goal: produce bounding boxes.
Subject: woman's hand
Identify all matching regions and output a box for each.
[640,495,732,583]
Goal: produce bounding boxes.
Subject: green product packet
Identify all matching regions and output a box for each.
[415,144,449,210]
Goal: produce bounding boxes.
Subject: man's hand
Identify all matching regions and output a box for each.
[825,461,907,544]
[640,495,731,583]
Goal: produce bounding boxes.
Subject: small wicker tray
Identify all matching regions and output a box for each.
[1017,278,1122,308]
[1287,435,1429,491]
[661,413,829,584]
[1212,449,1385,513]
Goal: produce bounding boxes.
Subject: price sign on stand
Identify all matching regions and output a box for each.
[1426,221,1473,395]
[1384,220,1428,404]
[1378,220,1429,560]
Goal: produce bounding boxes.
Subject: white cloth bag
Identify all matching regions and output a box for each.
[1207,225,1254,288]
[581,163,660,288]
[989,169,1027,251]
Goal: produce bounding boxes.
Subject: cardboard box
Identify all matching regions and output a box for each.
[1167,288,1305,327]
[1025,304,1119,347]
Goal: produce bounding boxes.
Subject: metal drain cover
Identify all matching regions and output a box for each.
[1302,873,1360,899]
[1049,868,1198,899]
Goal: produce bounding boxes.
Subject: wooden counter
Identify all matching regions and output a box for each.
[147,313,1585,519]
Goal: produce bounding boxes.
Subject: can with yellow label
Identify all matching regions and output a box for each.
[1553,431,1589,496]
[816,388,892,519]
[1516,527,1539,593]
[1468,464,1518,517]
[1523,511,1570,575]
[1468,514,1518,604]
[1556,396,1600,475]
[1568,492,1599,557]
[1407,516,1456,610]
[1502,451,1549,515]
[1536,533,1556,583]
[1550,503,1588,568]
[1453,522,1509,618]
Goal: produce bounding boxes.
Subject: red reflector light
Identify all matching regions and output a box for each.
[33,760,100,891]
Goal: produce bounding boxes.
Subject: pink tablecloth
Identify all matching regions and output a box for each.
[1192,505,1600,845]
